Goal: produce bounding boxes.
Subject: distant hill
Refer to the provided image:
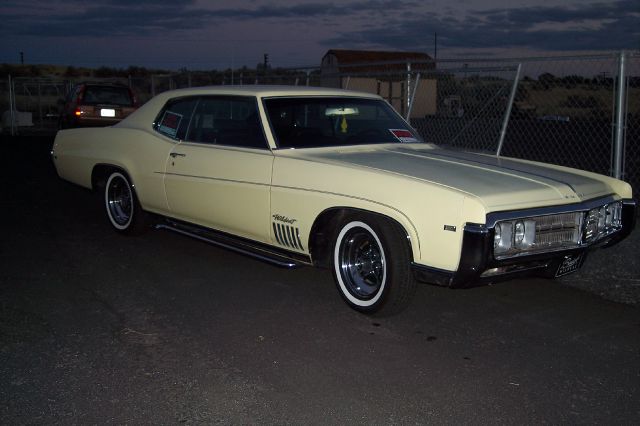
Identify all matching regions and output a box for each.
[0,63,170,78]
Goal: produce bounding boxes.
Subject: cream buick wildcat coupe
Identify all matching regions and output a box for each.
[52,86,636,315]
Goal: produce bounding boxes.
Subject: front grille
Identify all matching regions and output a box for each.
[536,228,581,246]
[535,212,581,231]
[534,212,583,249]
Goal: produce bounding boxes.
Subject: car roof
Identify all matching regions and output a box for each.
[151,85,381,100]
[116,85,385,132]
[77,82,130,88]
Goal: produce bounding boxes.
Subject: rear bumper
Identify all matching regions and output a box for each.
[412,198,637,288]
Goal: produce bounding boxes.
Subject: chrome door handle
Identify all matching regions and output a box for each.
[170,152,186,158]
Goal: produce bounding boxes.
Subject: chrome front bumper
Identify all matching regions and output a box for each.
[412,198,637,288]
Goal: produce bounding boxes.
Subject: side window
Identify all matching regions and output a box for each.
[68,86,81,103]
[185,96,267,149]
[154,97,198,140]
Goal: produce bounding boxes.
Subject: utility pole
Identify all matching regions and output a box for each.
[434,33,437,62]
[20,51,24,65]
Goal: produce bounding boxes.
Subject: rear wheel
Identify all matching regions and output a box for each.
[332,216,416,315]
[104,171,148,235]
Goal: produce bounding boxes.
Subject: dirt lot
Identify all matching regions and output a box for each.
[1,134,639,424]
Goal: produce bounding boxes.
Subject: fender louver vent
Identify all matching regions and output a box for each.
[273,222,304,250]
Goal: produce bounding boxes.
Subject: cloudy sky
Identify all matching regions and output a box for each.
[1,0,638,69]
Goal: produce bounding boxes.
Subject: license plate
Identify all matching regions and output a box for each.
[556,254,583,277]
[100,108,116,117]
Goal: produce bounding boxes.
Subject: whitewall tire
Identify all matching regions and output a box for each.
[331,216,416,315]
[104,171,147,234]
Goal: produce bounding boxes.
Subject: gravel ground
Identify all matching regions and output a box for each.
[1,133,639,423]
[562,224,640,306]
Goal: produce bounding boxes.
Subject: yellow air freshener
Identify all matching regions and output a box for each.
[340,115,348,133]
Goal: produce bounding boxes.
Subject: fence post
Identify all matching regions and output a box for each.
[406,73,421,120]
[613,51,627,180]
[406,62,411,118]
[37,82,43,126]
[496,63,522,157]
[8,75,16,136]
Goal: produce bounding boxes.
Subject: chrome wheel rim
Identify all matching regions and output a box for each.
[339,227,385,300]
[107,175,133,227]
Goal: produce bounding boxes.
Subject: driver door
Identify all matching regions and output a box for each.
[160,95,274,243]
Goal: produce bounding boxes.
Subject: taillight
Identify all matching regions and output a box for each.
[74,108,82,116]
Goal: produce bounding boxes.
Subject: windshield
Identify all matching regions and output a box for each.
[263,97,423,149]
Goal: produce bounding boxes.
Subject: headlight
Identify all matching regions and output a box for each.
[604,206,613,227]
[493,222,512,254]
[584,202,622,243]
[514,221,525,244]
[514,220,536,249]
[597,206,606,232]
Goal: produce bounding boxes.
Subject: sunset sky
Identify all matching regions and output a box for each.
[1,0,638,70]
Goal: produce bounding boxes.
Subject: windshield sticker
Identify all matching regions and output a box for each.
[390,129,419,143]
[159,111,183,138]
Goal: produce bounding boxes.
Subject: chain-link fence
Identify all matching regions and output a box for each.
[1,77,69,132]
[0,76,134,133]
[493,54,629,180]
[2,51,638,203]
[409,64,518,153]
[0,71,320,133]
[144,69,320,96]
[417,53,639,206]
[312,51,639,201]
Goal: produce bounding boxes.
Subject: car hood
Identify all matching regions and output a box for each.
[299,145,614,211]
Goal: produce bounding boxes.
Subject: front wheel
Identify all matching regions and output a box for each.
[332,217,416,315]
[104,171,148,235]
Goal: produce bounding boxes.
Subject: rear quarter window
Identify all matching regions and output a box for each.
[154,97,198,140]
